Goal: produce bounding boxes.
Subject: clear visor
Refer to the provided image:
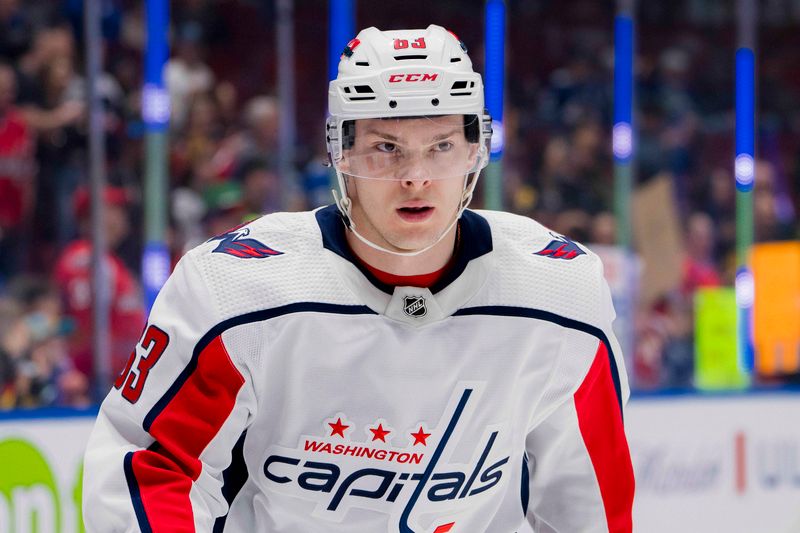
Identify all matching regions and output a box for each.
[334,115,485,181]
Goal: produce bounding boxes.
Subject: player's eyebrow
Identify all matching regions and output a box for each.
[364,129,400,141]
[363,128,461,143]
[428,129,461,142]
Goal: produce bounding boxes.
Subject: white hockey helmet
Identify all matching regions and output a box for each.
[326,25,492,256]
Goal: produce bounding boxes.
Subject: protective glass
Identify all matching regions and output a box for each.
[334,115,485,181]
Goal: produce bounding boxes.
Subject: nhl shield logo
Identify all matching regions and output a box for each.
[403,295,427,318]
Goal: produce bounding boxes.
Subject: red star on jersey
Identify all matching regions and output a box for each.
[328,418,349,438]
[369,423,391,442]
[411,426,431,446]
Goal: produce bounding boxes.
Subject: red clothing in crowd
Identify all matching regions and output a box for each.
[681,256,722,295]
[53,240,145,378]
[0,107,34,229]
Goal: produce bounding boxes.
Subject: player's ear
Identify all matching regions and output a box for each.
[338,155,351,173]
[467,142,479,166]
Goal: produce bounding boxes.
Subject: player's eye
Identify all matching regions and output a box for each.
[375,142,397,153]
[434,141,453,152]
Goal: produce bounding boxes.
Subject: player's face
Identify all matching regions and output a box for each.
[339,115,478,252]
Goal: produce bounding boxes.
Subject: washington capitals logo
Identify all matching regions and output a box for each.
[260,385,510,532]
[208,226,283,259]
[534,233,586,260]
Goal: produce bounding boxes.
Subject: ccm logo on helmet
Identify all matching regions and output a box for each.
[388,73,439,83]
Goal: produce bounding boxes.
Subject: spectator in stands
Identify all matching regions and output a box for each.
[0,0,32,63]
[17,27,88,264]
[659,293,694,388]
[754,159,796,242]
[172,91,225,179]
[16,24,80,115]
[236,95,279,162]
[236,157,281,220]
[657,46,699,190]
[220,95,307,211]
[706,166,736,270]
[0,296,25,407]
[0,276,89,408]
[681,211,721,295]
[570,120,609,211]
[299,144,334,208]
[202,181,245,237]
[590,211,617,246]
[172,169,210,256]
[533,135,572,218]
[11,281,64,407]
[166,21,215,131]
[0,62,35,285]
[53,187,144,383]
[214,81,239,134]
[553,209,592,243]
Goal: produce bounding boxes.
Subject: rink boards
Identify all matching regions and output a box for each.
[0,393,798,532]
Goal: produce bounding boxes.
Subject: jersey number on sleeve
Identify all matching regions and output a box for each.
[114,324,170,404]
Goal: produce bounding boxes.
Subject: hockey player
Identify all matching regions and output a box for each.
[83,25,634,532]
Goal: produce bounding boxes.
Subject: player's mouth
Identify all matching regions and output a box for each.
[396,204,435,222]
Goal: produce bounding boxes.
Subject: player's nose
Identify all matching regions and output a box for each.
[399,159,432,189]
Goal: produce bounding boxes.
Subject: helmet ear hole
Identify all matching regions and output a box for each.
[464,114,479,143]
[342,120,356,149]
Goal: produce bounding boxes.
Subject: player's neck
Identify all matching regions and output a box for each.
[345,225,458,276]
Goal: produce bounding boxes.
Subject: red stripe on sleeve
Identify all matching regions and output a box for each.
[574,342,635,533]
[132,335,245,532]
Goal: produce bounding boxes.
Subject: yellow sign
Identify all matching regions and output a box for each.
[694,287,749,390]
[752,241,800,376]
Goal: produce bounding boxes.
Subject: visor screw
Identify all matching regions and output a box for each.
[389,100,397,109]
[431,98,440,106]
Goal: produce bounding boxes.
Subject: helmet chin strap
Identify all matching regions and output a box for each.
[332,168,480,258]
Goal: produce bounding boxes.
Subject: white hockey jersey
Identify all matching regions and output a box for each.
[83,205,634,533]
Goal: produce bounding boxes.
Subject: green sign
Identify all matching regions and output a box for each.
[0,438,62,532]
[694,287,750,390]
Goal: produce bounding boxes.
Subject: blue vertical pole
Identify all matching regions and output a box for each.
[613,13,634,248]
[735,47,755,375]
[141,0,170,311]
[327,0,355,192]
[483,0,505,210]
[735,0,756,377]
[612,2,636,390]
[329,0,355,82]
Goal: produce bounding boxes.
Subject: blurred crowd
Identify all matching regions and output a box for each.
[0,0,799,408]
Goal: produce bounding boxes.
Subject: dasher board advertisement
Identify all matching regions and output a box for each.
[2,394,800,532]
